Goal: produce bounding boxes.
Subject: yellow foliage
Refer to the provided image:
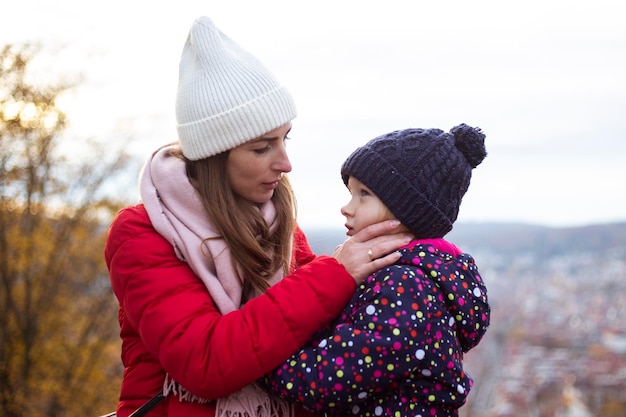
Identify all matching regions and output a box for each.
[0,43,130,417]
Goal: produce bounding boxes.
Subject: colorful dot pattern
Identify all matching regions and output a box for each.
[264,242,490,417]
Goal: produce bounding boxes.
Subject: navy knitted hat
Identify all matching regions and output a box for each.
[341,124,487,238]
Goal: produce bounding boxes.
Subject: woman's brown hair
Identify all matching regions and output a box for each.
[171,148,296,302]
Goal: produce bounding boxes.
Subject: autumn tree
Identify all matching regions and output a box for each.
[0,44,130,417]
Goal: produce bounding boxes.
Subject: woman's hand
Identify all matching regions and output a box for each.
[333,220,413,284]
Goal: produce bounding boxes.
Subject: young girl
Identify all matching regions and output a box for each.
[264,124,491,417]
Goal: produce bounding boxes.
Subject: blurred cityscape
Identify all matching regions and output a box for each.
[306,222,626,417]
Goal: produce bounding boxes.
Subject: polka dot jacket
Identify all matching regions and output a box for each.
[263,239,490,417]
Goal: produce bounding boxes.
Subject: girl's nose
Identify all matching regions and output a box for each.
[340,203,351,218]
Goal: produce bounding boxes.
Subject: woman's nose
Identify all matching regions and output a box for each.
[273,147,292,173]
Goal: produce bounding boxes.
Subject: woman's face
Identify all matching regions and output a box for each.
[341,176,395,236]
[227,123,293,204]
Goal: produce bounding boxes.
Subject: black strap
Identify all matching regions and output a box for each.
[129,392,165,417]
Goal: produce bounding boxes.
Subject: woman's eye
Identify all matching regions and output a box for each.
[254,146,271,154]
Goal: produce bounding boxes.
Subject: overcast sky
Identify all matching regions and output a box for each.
[3,0,625,230]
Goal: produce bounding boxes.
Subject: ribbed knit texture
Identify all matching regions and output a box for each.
[341,124,487,238]
[176,17,297,160]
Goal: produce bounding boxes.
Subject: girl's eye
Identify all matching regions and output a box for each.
[359,189,371,197]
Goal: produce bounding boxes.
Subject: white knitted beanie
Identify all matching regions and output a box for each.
[176,16,297,160]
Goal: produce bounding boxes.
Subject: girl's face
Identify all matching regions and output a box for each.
[341,176,396,236]
[227,123,292,204]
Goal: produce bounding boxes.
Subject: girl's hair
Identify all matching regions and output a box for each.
[170,148,296,302]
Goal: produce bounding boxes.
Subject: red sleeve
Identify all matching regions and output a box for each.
[291,225,317,269]
[106,206,355,399]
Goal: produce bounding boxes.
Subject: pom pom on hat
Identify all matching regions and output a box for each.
[341,124,487,238]
[176,17,297,160]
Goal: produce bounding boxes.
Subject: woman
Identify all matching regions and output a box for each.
[104,16,411,417]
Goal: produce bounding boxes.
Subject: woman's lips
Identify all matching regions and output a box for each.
[261,180,279,190]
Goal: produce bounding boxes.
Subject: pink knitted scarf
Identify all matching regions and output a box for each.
[140,144,292,417]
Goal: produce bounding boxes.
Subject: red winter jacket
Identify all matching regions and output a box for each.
[104,204,356,417]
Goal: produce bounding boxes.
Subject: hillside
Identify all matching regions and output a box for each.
[303,221,626,256]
